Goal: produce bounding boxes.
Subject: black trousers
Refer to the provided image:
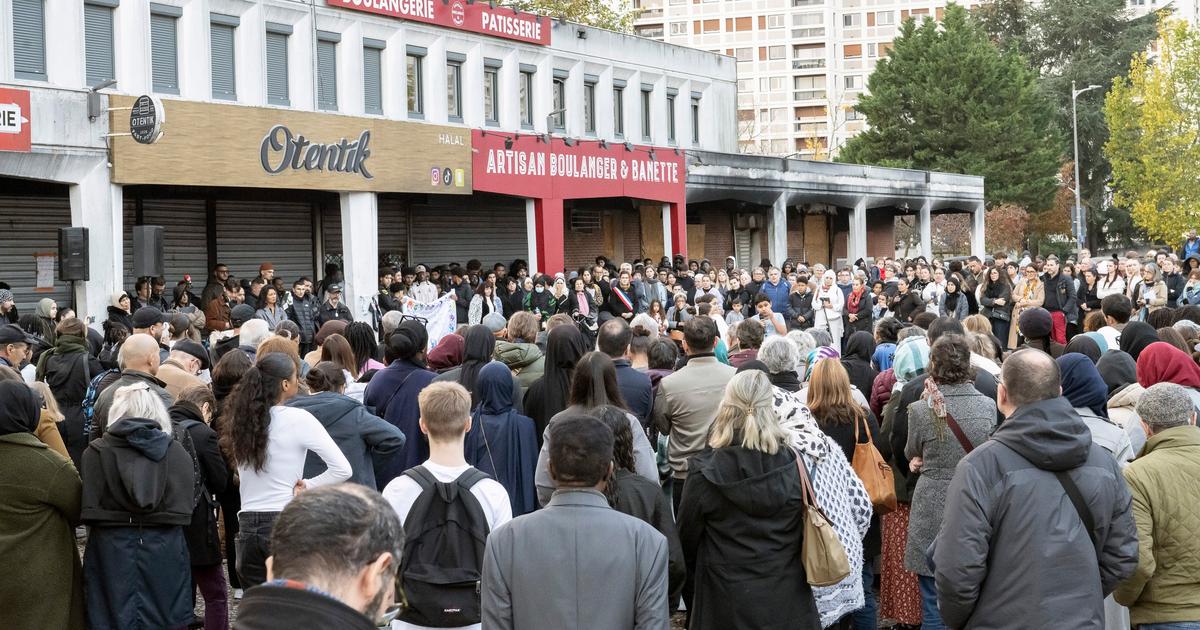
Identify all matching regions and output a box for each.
[234,511,279,589]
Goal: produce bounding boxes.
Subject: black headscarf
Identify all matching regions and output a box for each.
[1063,335,1102,364]
[459,325,497,401]
[1096,350,1138,397]
[1119,321,1159,360]
[388,320,429,366]
[0,381,40,436]
[842,331,879,398]
[943,279,962,311]
[530,325,588,434]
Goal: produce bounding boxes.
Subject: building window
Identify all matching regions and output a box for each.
[844,43,863,58]
[12,0,46,80]
[210,15,238,101]
[640,86,652,141]
[519,67,535,128]
[407,47,425,118]
[265,24,290,106]
[734,47,753,62]
[483,60,501,126]
[583,79,596,134]
[691,95,700,144]
[867,42,877,58]
[843,13,860,27]
[666,91,676,143]
[876,10,895,25]
[768,45,786,60]
[446,55,464,122]
[363,40,385,115]
[766,14,786,28]
[551,73,566,131]
[150,5,181,94]
[613,83,625,137]
[844,75,861,90]
[669,21,688,35]
[316,33,339,111]
[702,19,720,33]
[84,1,115,85]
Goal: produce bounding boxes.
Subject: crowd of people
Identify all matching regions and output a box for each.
[2,242,1200,630]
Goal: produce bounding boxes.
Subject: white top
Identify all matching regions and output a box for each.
[383,460,512,630]
[237,406,352,514]
[1097,325,1122,352]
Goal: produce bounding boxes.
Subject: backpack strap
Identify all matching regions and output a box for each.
[403,465,438,493]
[456,467,490,494]
[1055,470,1098,548]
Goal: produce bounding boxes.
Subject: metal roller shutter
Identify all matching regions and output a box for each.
[378,196,409,266]
[123,199,210,289]
[409,197,526,268]
[216,200,314,284]
[321,204,342,258]
[0,195,74,313]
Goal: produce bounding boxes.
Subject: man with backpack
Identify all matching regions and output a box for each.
[382,382,511,630]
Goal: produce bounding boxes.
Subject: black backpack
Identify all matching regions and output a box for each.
[398,465,491,627]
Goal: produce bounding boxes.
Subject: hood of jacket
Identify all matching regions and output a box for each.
[692,445,798,516]
[1107,382,1144,410]
[476,361,515,415]
[495,340,543,369]
[106,416,173,461]
[97,416,178,514]
[215,334,240,353]
[287,391,360,429]
[991,396,1091,471]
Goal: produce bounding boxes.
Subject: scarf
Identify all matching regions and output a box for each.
[575,292,590,317]
[1137,342,1200,389]
[612,286,634,311]
[848,287,865,311]
[1021,278,1040,300]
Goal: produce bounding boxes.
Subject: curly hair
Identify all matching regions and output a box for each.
[219,352,296,472]
[591,405,634,507]
[929,334,975,385]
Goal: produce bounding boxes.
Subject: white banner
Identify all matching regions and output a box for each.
[401,293,458,350]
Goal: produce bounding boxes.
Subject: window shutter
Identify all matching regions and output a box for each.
[12,0,47,79]
[265,31,290,105]
[150,13,179,93]
[363,46,382,114]
[84,3,115,85]
[210,23,236,100]
[316,39,338,110]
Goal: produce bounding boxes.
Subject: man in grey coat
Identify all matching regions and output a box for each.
[482,413,669,630]
[932,349,1139,630]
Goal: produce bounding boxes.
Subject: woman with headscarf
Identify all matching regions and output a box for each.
[1063,334,1103,364]
[426,332,465,373]
[1097,350,1147,455]
[524,276,558,326]
[435,325,522,412]
[938,278,969,321]
[1119,320,1160,361]
[364,320,438,487]
[0,381,84,630]
[1136,341,1200,412]
[1132,262,1168,321]
[846,276,873,336]
[34,299,57,346]
[1010,264,1044,350]
[523,324,588,443]
[1058,353,1135,464]
[105,292,133,334]
[842,330,879,398]
[1017,307,1065,357]
[876,335,929,630]
[464,361,538,517]
[812,270,846,345]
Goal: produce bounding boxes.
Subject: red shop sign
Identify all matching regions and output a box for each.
[327,0,551,46]
[471,129,685,204]
[0,87,32,153]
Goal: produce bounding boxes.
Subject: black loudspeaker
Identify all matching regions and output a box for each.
[58,227,90,281]
[133,225,164,278]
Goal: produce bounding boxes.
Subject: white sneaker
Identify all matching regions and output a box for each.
[233,588,244,600]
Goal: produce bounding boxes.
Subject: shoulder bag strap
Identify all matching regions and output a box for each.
[943,411,976,454]
[1054,470,1099,548]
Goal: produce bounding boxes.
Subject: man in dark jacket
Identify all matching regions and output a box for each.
[213,304,257,364]
[91,334,173,439]
[1041,256,1077,345]
[233,484,403,630]
[448,267,473,325]
[598,319,654,427]
[286,383,406,489]
[316,284,354,326]
[932,349,1139,630]
[286,278,318,355]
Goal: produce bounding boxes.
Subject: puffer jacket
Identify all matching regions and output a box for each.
[494,341,544,389]
[931,396,1139,630]
[1107,384,1148,455]
[1114,426,1200,626]
[286,293,319,343]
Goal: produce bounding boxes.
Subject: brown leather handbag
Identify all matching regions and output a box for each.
[794,449,851,587]
[853,418,898,514]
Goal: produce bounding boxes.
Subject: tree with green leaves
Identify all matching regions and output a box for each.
[974,0,1158,247]
[502,0,636,32]
[1106,19,1200,243]
[839,4,1060,211]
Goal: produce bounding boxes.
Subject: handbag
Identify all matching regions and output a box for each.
[794,449,851,587]
[853,418,898,514]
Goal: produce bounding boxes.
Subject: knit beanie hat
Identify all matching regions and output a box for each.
[0,289,12,304]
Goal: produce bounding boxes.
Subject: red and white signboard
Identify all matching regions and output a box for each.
[327,0,551,46]
[0,87,32,153]
[471,130,686,204]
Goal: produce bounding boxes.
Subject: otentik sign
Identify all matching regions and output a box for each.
[327,0,551,46]
[260,125,373,179]
[471,130,686,203]
[0,87,31,153]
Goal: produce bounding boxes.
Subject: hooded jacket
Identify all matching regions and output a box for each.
[494,340,545,388]
[287,391,406,489]
[932,396,1139,630]
[464,362,539,517]
[677,444,821,630]
[167,403,228,566]
[80,417,195,527]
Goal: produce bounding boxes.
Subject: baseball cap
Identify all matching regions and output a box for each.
[172,339,211,371]
[0,324,33,346]
[131,307,167,329]
[230,304,256,327]
[327,283,343,294]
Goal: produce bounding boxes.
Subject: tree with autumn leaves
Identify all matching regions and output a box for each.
[1106,19,1200,244]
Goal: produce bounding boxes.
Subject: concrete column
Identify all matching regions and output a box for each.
[339,192,379,326]
[533,198,565,275]
[768,193,788,267]
[848,197,868,265]
[526,199,539,275]
[669,201,688,258]
[662,203,673,259]
[70,162,123,326]
[919,199,933,260]
[970,202,986,258]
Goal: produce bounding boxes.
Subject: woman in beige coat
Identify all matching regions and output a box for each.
[1009,264,1044,349]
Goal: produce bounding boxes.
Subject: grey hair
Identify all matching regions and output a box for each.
[805,328,834,349]
[382,310,404,338]
[788,330,816,373]
[898,326,926,341]
[630,313,659,334]
[1136,382,1196,430]
[1173,318,1200,338]
[240,319,271,348]
[759,336,800,375]
[1142,262,1163,284]
[109,383,172,432]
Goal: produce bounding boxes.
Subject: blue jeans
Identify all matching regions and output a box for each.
[852,562,878,630]
[918,575,947,630]
[1140,623,1200,630]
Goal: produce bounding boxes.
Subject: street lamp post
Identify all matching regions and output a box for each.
[1072,81,1102,250]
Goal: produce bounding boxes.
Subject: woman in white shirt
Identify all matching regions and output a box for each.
[221,351,352,588]
[1096,259,1127,300]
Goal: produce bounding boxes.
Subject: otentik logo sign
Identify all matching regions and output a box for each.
[326,0,551,46]
[260,125,373,179]
[0,87,32,153]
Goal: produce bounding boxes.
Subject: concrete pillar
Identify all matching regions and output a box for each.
[662,203,673,259]
[768,193,788,267]
[669,201,687,258]
[339,192,379,326]
[848,197,868,265]
[69,162,122,326]
[526,199,540,275]
[919,199,933,260]
[533,198,565,275]
[970,202,986,258]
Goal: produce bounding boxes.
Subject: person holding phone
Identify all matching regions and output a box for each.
[753,294,787,337]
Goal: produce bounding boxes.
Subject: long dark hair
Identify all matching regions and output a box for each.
[569,352,628,410]
[459,325,496,400]
[593,405,634,507]
[256,286,279,310]
[219,352,296,472]
[344,322,379,373]
[943,278,962,311]
[537,325,589,427]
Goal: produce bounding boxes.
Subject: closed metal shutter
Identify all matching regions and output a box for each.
[84,3,114,85]
[13,0,46,79]
[0,195,74,312]
[321,204,343,258]
[363,44,383,115]
[210,20,237,100]
[123,199,209,289]
[409,197,526,268]
[216,200,314,284]
[265,28,290,106]
[150,10,179,93]
[378,196,409,266]
[316,39,338,110]
[734,229,753,270]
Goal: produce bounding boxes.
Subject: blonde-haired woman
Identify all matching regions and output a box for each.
[678,370,821,629]
[1009,264,1044,350]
